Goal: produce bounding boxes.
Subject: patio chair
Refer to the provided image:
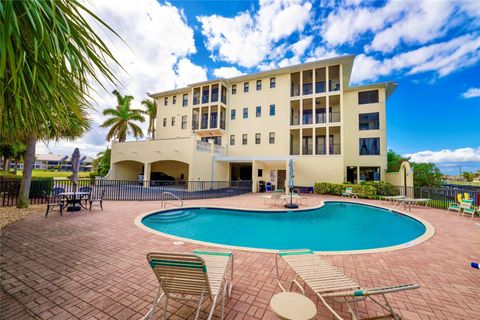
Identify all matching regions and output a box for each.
[341,187,357,198]
[43,191,66,218]
[79,186,92,207]
[275,249,420,320]
[262,190,284,205]
[142,250,234,320]
[457,199,474,216]
[52,187,65,196]
[447,202,461,213]
[89,189,104,211]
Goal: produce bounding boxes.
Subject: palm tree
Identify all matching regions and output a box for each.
[1,0,121,208]
[141,98,157,139]
[101,90,145,142]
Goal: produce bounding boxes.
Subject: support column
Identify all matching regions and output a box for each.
[143,162,151,188]
[326,127,330,155]
[326,65,329,93]
[252,160,258,193]
[312,127,316,156]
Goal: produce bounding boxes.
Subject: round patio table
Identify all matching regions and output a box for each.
[270,292,317,320]
[59,192,90,212]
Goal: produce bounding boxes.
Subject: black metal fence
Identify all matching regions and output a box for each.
[392,185,479,210]
[0,179,252,207]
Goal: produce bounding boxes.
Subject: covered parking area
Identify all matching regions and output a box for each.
[213,155,295,192]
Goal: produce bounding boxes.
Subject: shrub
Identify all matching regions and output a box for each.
[314,182,377,199]
[0,173,54,198]
[360,181,399,196]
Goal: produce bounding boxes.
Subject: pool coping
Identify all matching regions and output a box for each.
[134,200,436,255]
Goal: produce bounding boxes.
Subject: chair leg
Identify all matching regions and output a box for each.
[141,288,164,320]
[89,201,92,211]
[207,295,218,320]
[100,200,103,210]
[45,205,50,218]
[194,289,206,320]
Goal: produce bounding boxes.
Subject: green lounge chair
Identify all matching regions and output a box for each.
[341,187,357,198]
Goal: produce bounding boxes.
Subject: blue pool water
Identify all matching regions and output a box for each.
[141,202,426,251]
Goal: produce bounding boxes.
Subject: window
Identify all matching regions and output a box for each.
[232,84,236,94]
[172,96,177,105]
[269,132,275,144]
[171,117,175,126]
[231,109,236,120]
[360,167,380,181]
[255,133,261,144]
[244,82,249,92]
[269,104,275,116]
[359,138,380,155]
[164,97,168,106]
[256,106,261,117]
[181,115,187,129]
[358,90,379,104]
[163,118,167,127]
[270,77,276,88]
[243,107,248,119]
[182,94,188,107]
[359,112,379,130]
[242,134,247,145]
[256,80,262,90]
[230,135,235,146]
[258,169,263,177]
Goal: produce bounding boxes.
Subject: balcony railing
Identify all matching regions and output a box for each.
[290,145,300,155]
[192,121,199,130]
[211,93,218,102]
[329,112,340,123]
[290,116,300,126]
[196,140,211,153]
[316,144,326,155]
[315,81,326,93]
[214,144,225,155]
[220,120,226,130]
[210,118,217,128]
[329,143,341,155]
[291,85,300,97]
[329,80,340,92]
[303,83,313,95]
[201,117,208,129]
[302,113,313,125]
[202,95,209,104]
[221,95,226,104]
[193,97,199,105]
[316,112,326,124]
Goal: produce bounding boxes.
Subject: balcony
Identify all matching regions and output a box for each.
[196,140,211,153]
[329,143,341,155]
[302,83,313,95]
[315,81,326,93]
[329,112,340,123]
[316,111,326,124]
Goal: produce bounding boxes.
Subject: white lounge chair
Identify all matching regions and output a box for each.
[341,187,358,198]
[143,250,234,320]
[262,190,284,205]
[275,249,420,320]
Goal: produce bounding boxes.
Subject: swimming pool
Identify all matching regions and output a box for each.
[139,202,431,252]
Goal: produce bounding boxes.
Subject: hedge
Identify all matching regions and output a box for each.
[360,181,399,196]
[0,173,54,198]
[314,182,377,199]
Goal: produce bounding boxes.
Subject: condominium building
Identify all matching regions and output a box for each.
[108,55,397,191]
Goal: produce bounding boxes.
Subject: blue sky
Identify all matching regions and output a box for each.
[38,0,480,175]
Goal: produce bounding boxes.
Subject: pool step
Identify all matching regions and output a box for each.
[151,210,196,223]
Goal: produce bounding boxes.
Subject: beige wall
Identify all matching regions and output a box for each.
[151,160,189,180]
[110,57,393,189]
[113,161,143,180]
[385,161,414,187]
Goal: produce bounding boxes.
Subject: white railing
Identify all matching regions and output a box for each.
[214,144,225,155]
[161,192,183,208]
[196,140,211,153]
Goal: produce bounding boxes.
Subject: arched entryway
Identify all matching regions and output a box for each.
[149,160,189,182]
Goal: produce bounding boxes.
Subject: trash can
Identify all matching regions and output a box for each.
[266,182,272,192]
[258,180,266,193]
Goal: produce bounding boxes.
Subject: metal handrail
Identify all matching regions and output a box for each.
[161,192,183,208]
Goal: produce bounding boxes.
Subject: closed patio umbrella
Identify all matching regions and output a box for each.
[69,148,81,192]
[285,159,298,209]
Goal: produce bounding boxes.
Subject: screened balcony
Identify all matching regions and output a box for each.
[315,97,327,124]
[291,72,300,97]
[302,70,313,95]
[315,67,326,94]
[302,98,313,125]
[290,100,300,125]
[329,65,340,92]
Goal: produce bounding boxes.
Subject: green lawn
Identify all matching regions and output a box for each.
[17,170,90,179]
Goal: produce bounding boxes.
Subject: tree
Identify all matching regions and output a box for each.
[462,171,475,182]
[101,90,145,142]
[387,149,409,172]
[141,98,157,139]
[411,162,444,187]
[93,148,111,176]
[1,0,121,207]
[0,143,15,172]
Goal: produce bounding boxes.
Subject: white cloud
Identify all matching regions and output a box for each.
[462,87,480,99]
[321,1,410,47]
[404,147,480,163]
[291,36,313,57]
[367,1,453,53]
[351,34,480,83]
[305,46,339,62]
[197,0,312,68]
[37,0,205,157]
[213,67,245,78]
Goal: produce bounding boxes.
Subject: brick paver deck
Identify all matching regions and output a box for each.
[1,194,479,320]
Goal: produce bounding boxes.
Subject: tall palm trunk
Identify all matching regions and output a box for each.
[17,134,36,208]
